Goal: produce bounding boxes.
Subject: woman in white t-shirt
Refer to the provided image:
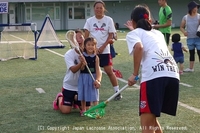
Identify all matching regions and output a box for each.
[84,0,121,100]
[52,30,94,114]
[126,5,180,133]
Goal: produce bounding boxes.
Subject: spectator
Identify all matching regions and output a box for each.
[153,0,172,46]
[180,1,200,72]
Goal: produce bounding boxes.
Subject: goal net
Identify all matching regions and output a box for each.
[0,23,37,61]
[37,15,64,48]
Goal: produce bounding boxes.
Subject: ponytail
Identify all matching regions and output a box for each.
[136,19,152,31]
[131,5,152,31]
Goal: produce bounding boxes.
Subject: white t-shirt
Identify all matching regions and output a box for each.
[63,49,80,91]
[84,15,116,54]
[126,28,180,83]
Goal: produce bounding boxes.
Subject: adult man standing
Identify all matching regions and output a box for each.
[154,0,172,46]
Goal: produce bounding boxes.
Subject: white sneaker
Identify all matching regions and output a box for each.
[183,68,194,72]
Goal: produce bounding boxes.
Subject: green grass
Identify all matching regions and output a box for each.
[0,29,200,133]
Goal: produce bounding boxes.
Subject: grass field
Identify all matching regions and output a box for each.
[0,28,200,133]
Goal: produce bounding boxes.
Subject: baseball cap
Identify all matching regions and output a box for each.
[188,1,200,11]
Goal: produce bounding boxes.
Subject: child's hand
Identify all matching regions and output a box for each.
[124,20,134,31]
[79,55,87,65]
[94,80,101,89]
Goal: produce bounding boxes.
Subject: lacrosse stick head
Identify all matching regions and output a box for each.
[65,30,80,51]
[84,102,107,119]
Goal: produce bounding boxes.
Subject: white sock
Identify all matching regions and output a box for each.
[113,86,119,92]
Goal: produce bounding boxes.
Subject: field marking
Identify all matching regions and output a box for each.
[117,36,187,41]
[178,102,200,114]
[36,88,45,93]
[101,71,140,88]
[10,35,199,114]
[179,82,193,87]
[45,48,64,57]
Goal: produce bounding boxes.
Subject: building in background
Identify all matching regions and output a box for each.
[0,0,189,30]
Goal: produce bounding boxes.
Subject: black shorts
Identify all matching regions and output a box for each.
[62,88,90,107]
[98,54,112,67]
[139,77,179,117]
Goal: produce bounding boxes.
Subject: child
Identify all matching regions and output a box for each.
[171,33,188,75]
[78,37,102,116]
[125,5,179,133]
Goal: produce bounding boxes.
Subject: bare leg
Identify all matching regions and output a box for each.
[93,101,98,106]
[179,63,184,72]
[154,119,163,133]
[104,65,118,86]
[58,97,72,114]
[140,113,163,133]
[81,100,86,112]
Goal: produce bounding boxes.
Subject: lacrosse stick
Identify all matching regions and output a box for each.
[84,76,139,119]
[65,30,95,81]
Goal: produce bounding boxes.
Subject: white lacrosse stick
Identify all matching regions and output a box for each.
[65,30,95,81]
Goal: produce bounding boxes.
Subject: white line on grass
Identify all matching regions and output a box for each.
[178,102,200,114]
[10,34,199,114]
[36,88,45,93]
[45,49,64,57]
[101,71,140,88]
[117,36,187,41]
[179,82,193,87]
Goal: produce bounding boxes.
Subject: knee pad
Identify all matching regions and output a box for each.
[189,49,195,61]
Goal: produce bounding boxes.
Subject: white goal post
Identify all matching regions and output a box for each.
[0,23,37,61]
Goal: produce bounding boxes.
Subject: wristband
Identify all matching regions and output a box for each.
[133,75,139,81]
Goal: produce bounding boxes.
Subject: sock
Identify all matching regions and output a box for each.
[113,85,119,92]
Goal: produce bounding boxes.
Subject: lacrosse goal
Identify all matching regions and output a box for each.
[0,23,37,61]
[37,15,64,48]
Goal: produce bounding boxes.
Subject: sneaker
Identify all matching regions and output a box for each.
[183,68,194,72]
[80,110,86,116]
[179,71,183,75]
[114,93,122,101]
[53,92,63,110]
